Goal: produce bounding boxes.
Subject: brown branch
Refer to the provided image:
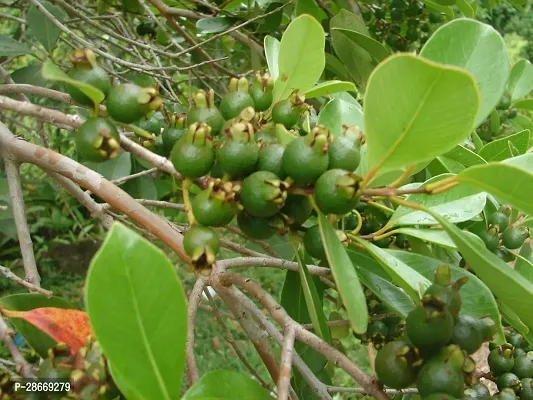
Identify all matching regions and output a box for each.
[2,157,40,287]
[328,386,417,394]
[363,186,429,197]
[0,317,35,378]
[0,265,52,297]
[186,277,207,384]
[218,257,332,277]
[0,122,190,262]
[0,66,26,102]
[278,326,296,400]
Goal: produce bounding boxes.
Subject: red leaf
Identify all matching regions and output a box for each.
[2,307,93,354]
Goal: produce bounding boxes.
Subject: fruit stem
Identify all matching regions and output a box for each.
[424,176,458,193]
[372,229,398,242]
[182,178,197,225]
[115,121,155,140]
[388,165,415,188]
[350,210,364,235]
[366,200,395,214]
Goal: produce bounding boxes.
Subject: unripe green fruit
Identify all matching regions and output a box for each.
[191,190,237,227]
[281,195,313,226]
[512,352,533,379]
[107,84,162,123]
[138,111,166,134]
[489,346,515,376]
[183,225,220,270]
[237,213,283,240]
[76,118,120,162]
[507,332,525,348]
[67,65,111,106]
[405,297,454,354]
[488,211,510,232]
[249,72,273,111]
[240,171,287,217]
[425,394,459,400]
[328,136,361,172]
[494,389,517,400]
[188,90,224,135]
[498,93,512,110]
[218,123,259,178]
[272,99,303,128]
[258,144,287,179]
[282,126,331,185]
[416,345,466,398]
[502,226,529,250]
[375,341,419,389]
[304,225,326,261]
[315,169,361,215]
[162,127,186,155]
[423,285,463,319]
[450,314,484,354]
[520,378,533,400]
[463,383,491,400]
[497,373,522,392]
[476,227,499,251]
[170,123,215,178]
[515,348,527,358]
[220,77,255,120]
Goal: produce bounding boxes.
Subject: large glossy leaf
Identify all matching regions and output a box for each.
[478,130,530,161]
[455,154,533,216]
[394,228,457,249]
[295,0,327,21]
[86,223,187,400]
[332,28,390,62]
[513,99,533,111]
[317,98,364,136]
[364,54,479,175]
[0,294,72,358]
[516,243,533,284]
[508,59,533,102]
[196,17,232,33]
[391,174,486,226]
[443,145,486,167]
[182,370,272,400]
[84,152,131,181]
[304,81,356,98]
[123,174,157,201]
[355,238,431,300]
[26,0,67,52]
[273,15,325,103]
[347,246,415,317]
[264,36,280,81]
[426,208,533,334]
[420,18,509,125]
[42,60,105,105]
[389,249,505,343]
[10,64,46,88]
[0,35,32,56]
[318,212,368,333]
[330,10,375,90]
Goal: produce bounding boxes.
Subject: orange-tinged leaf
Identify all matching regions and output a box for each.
[1,307,92,354]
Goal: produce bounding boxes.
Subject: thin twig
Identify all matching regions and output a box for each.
[224,224,280,258]
[0,265,52,297]
[218,257,331,277]
[327,386,418,394]
[186,277,207,385]
[278,326,296,400]
[0,317,35,378]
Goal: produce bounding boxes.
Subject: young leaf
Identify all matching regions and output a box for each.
[478,129,530,161]
[0,35,32,57]
[455,0,474,17]
[391,174,486,226]
[508,59,533,102]
[196,17,232,34]
[26,0,67,52]
[364,54,479,175]
[273,15,325,103]
[332,28,390,62]
[304,81,357,98]
[355,238,431,300]
[424,208,533,333]
[295,0,327,21]
[182,370,272,400]
[443,145,486,167]
[42,60,105,105]
[293,246,331,343]
[389,249,505,343]
[264,35,280,81]
[0,294,72,357]
[317,212,368,333]
[516,243,533,284]
[317,98,364,136]
[393,228,457,249]
[513,99,533,111]
[420,19,509,125]
[0,308,91,354]
[86,223,187,400]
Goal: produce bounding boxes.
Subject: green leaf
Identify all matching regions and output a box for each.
[123,175,157,201]
[513,99,533,111]
[264,35,280,81]
[0,35,32,56]
[304,81,356,98]
[456,0,474,17]
[364,53,479,175]
[293,246,331,343]
[86,223,187,400]
[10,64,46,87]
[455,154,533,216]
[26,0,67,52]
[330,10,375,90]
[422,0,454,16]
[355,238,431,300]
[317,98,364,136]
[420,19,509,126]
[273,15,325,103]
[499,301,529,336]
[424,208,533,336]
[516,243,533,284]
[318,212,368,334]
[347,246,415,317]
[325,53,350,82]
[508,59,533,101]
[510,115,533,137]
[84,152,131,181]
[182,370,272,400]
[42,60,105,105]
[391,174,486,226]
[196,17,232,34]
[0,294,72,358]
[394,228,457,249]
[478,130,530,161]
[295,0,327,21]
[332,28,390,62]
[443,145,486,167]
[256,2,283,33]
[389,249,505,343]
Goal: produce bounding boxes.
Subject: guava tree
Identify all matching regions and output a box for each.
[1,0,533,399]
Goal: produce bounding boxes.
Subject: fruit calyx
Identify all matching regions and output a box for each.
[184,122,214,146]
[192,89,217,110]
[305,124,332,153]
[69,48,98,69]
[137,87,163,114]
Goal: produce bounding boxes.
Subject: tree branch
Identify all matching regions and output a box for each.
[218,257,332,277]
[278,326,296,400]
[186,277,207,384]
[0,265,52,296]
[0,317,35,378]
